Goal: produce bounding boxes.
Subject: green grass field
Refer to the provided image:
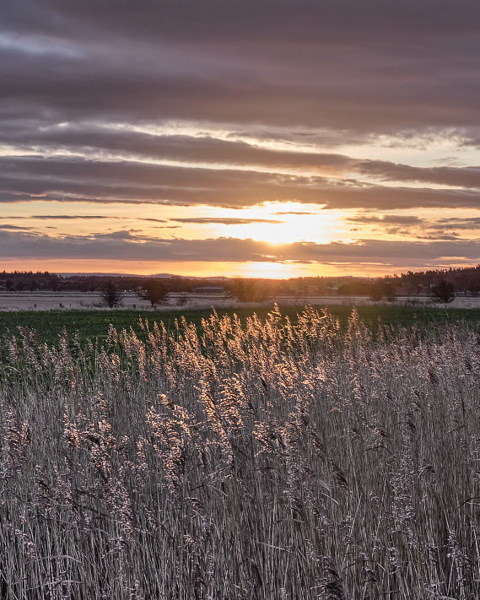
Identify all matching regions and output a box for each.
[1,303,480,347]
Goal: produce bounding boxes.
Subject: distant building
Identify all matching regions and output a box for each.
[193,286,226,295]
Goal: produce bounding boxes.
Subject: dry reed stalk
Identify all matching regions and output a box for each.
[1,309,480,598]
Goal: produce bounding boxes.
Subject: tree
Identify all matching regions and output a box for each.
[432,279,455,304]
[369,279,397,302]
[177,292,188,307]
[227,278,270,303]
[101,282,123,308]
[369,280,385,302]
[136,280,169,308]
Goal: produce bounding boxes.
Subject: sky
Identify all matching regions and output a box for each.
[2,0,480,278]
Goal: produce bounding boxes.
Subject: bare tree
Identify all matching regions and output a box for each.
[136,280,169,308]
[227,278,270,303]
[100,282,123,308]
[369,279,396,302]
[432,278,455,303]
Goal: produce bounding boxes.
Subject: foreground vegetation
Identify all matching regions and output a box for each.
[1,306,480,598]
[2,304,480,347]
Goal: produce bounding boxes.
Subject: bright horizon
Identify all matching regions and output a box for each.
[2,1,480,277]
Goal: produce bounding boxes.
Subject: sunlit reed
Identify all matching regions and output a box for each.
[1,306,479,598]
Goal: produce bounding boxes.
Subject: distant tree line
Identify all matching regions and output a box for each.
[372,265,480,302]
[381,266,480,296]
[2,265,480,303]
[0,271,223,294]
[0,271,63,291]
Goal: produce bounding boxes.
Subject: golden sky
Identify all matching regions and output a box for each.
[2,1,480,277]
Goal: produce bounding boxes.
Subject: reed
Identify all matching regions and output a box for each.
[1,306,479,598]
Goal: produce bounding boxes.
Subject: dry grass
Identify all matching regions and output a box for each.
[1,305,480,599]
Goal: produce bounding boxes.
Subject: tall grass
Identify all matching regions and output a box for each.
[1,305,480,599]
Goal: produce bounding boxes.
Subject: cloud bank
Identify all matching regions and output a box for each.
[2,0,480,274]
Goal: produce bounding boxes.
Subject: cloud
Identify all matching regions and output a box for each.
[2,229,480,272]
[346,213,480,235]
[171,217,284,225]
[4,123,480,206]
[2,0,480,132]
[92,230,136,240]
[274,211,317,216]
[433,217,480,230]
[345,213,480,241]
[30,214,112,220]
[0,124,353,172]
[1,2,479,162]
[346,214,423,226]
[357,161,480,189]
[3,0,480,273]
[0,224,34,231]
[3,156,480,211]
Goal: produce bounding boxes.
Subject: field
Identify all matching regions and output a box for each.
[2,305,480,598]
[2,303,480,347]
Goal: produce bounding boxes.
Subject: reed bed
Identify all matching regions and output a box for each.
[1,305,480,599]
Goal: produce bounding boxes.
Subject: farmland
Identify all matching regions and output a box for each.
[2,303,480,347]
[1,305,480,598]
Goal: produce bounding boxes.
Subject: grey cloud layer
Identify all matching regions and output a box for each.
[1,229,480,269]
[2,156,480,210]
[2,1,480,134]
[3,0,480,271]
[3,124,480,212]
[7,124,480,189]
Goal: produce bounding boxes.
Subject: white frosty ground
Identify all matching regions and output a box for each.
[0,292,479,311]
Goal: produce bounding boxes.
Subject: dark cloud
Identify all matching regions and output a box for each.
[2,156,480,211]
[0,224,33,231]
[2,229,480,270]
[4,123,480,197]
[0,215,170,224]
[31,215,112,220]
[171,218,284,225]
[0,125,353,171]
[433,217,480,230]
[347,214,480,234]
[345,213,480,241]
[92,230,136,240]
[413,232,461,241]
[346,214,423,225]
[358,161,480,189]
[5,0,479,45]
[2,0,480,134]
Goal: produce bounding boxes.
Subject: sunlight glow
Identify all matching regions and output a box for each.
[201,202,348,245]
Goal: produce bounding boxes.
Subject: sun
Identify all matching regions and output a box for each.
[207,202,345,245]
[237,220,306,245]
[234,261,300,279]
